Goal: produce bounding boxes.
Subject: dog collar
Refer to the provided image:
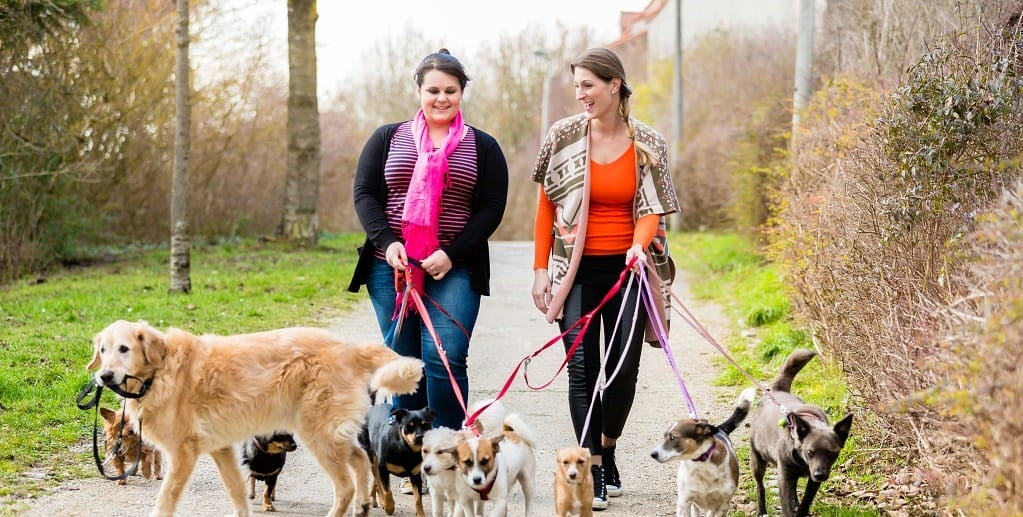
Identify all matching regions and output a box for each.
[472,471,498,501]
[693,441,716,462]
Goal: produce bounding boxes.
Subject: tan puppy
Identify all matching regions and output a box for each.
[87,320,423,517]
[99,406,162,485]
[554,447,593,517]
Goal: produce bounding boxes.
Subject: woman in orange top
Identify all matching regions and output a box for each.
[531,47,680,510]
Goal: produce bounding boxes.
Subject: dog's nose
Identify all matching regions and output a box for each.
[99,371,115,384]
[568,472,577,480]
[423,464,433,475]
[811,468,830,482]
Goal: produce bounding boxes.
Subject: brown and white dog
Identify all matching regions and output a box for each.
[420,398,507,517]
[87,320,423,517]
[448,412,537,517]
[651,388,754,517]
[553,447,593,517]
[99,406,162,485]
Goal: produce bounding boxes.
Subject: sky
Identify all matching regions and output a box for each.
[217,0,651,98]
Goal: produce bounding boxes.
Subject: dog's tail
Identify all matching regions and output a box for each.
[770,348,817,393]
[501,413,536,448]
[470,398,507,437]
[717,387,755,435]
[361,344,424,400]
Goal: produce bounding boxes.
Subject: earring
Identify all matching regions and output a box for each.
[611,89,617,94]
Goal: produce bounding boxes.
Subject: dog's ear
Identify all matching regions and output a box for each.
[99,407,118,426]
[87,332,102,370]
[695,420,717,437]
[423,407,436,422]
[490,434,505,452]
[390,407,409,421]
[791,414,813,441]
[138,324,166,369]
[833,413,854,447]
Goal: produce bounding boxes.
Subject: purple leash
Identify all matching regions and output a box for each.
[638,267,699,419]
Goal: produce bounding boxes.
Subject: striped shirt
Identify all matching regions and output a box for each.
[374,121,478,260]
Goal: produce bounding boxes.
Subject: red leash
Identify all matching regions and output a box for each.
[462,258,637,428]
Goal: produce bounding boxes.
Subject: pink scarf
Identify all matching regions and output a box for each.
[401,108,465,300]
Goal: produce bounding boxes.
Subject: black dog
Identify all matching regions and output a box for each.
[241,431,298,512]
[749,348,854,517]
[359,403,434,517]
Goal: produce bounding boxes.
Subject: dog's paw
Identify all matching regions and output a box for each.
[261,502,275,512]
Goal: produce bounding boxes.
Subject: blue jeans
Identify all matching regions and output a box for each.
[366,258,480,430]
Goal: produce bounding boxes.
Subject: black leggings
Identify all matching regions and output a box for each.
[558,254,646,457]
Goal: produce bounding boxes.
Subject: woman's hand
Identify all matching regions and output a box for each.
[385,242,408,272]
[626,243,647,272]
[420,250,452,280]
[532,269,552,314]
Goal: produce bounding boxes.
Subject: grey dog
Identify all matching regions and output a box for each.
[749,348,853,517]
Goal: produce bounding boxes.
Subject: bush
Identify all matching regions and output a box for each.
[771,8,1023,508]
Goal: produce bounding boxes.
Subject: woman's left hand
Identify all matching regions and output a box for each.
[420,250,452,280]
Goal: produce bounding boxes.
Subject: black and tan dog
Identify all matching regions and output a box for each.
[242,431,298,512]
[749,348,853,517]
[358,403,434,517]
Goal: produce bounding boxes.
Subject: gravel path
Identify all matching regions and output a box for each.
[19,241,743,517]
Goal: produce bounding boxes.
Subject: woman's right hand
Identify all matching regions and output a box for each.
[532,269,552,314]
[385,242,408,272]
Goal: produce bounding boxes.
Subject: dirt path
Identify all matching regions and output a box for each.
[20,241,743,516]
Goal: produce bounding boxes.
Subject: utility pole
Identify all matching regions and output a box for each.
[670,0,684,230]
[792,0,814,146]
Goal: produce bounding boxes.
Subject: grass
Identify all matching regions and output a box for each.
[0,233,365,506]
[669,231,882,517]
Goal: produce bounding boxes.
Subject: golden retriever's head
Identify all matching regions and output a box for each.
[88,320,166,387]
[555,446,591,485]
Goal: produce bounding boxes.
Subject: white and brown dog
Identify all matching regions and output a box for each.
[651,388,755,517]
[420,398,506,517]
[448,412,536,517]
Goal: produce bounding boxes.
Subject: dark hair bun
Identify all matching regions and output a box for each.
[439,48,450,55]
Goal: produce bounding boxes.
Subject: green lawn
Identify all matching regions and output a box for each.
[0,233,365,503]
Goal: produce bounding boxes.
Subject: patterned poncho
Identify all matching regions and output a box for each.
[532,113,681,335]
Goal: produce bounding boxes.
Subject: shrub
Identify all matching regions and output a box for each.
[771,7,1023,507]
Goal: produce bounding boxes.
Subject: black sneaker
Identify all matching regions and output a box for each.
[603,446,622,497]
[591,464,608,510]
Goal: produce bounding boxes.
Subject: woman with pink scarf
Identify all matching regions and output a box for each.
[348,49,509,431]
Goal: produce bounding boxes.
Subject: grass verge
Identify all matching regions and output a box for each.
[0,233,364,508]
[669,231,882,517]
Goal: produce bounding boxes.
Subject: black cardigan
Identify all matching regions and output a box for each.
[347,122,508,296]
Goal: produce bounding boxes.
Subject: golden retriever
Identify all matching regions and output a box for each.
[87,320,423,517]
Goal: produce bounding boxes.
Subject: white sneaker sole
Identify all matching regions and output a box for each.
[592,498,609,510]
[606,485,623,497]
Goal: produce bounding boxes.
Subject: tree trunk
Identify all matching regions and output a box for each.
[169,0,191,294]
[279,0,321,246]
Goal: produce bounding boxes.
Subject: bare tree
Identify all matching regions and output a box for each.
[279,0,320,245]
[170,0,191,294]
